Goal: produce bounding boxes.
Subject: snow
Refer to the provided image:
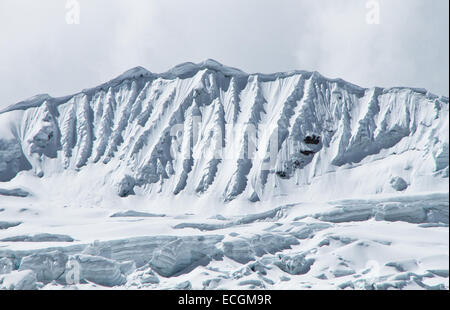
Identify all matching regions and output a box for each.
[0,188,30,197]
[18,251,68,283]
[0,60,448,290]
[0,221,22,230]
[0,270,38,290]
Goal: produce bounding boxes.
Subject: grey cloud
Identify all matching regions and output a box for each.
[0,0,448,110]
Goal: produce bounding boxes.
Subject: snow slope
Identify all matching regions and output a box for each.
[0,59,448,203]
[0,59,448,290]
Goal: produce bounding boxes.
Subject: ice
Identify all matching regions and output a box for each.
[110,210,165,218]
[385,259,419,272]
[390,176,408,191]
[116,175,136,197]
[149,236,223,277]
[140,272,160,285]
[18,251,68,283]
[0,139,31,182]
[272,253,315,275]
[223,239,255,264]
[0,233,74,242]
[202,278,222,289]
[69,254,126,287]
[174,280,192,290]
[0,257,13,275]
[73,236,180,268]
[0,193,447,289]
[287,223,332,239]
[174,206,290,231]
[118,260,136,276]
[0,221,22,230]
[174,222,227,231]
[0,60,447,290]
[0,194,447,290]
[428,270,449,278]
[238,279,265,288]
[0,270,38,290]
[0,188,30,197]
[223,234,299,264]
[331,268,356,278]
[0,94,52,113]
[312,193,449,224]
[0,60,446,202]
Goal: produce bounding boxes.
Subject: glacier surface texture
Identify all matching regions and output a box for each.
[0,60,448,290]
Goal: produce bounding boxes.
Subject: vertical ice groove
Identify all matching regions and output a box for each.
[224,77,242,124]
[74,95,94,168]
[253,75,307,196]
[331,94,353,166]
[0,65,448,200]
[130,87,176,159]
[224,76,267,201]
[173,101,198,195]
[168,71,225,194]
[333,87,382,165]
[137,81,161,127]
[133,79,198,190]
[275,75,325,175]
[92,91,105,126]
[60,100,77,168]
[129,81,151,123]
[195,98,225,193]
[103,81,140,163]
[290,75,320,140]
[93,88,116,163]
[331,87,414,166]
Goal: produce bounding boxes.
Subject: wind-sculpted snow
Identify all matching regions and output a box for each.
[0,233,75,242]
[0,59,447,202]
[0,188,30,197]
[223,233,299,264]
[312,193,449,224]
[0,60,448,290]
[174,205,290,231]
[0,221,22,230]
[110,210,166,218]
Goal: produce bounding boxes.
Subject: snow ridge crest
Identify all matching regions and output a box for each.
[0,60,448,202]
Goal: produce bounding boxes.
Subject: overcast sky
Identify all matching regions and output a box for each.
[0,0,448,109]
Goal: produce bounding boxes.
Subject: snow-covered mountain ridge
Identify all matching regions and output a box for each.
[0,59,448,204]
[0,60,448,290]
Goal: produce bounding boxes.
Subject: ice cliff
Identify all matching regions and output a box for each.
[0,59,448,202]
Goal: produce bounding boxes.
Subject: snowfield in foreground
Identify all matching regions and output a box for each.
[0,192,448,290]
[0,60,448,290]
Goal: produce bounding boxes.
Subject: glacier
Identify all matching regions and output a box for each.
[0,59,448,290]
